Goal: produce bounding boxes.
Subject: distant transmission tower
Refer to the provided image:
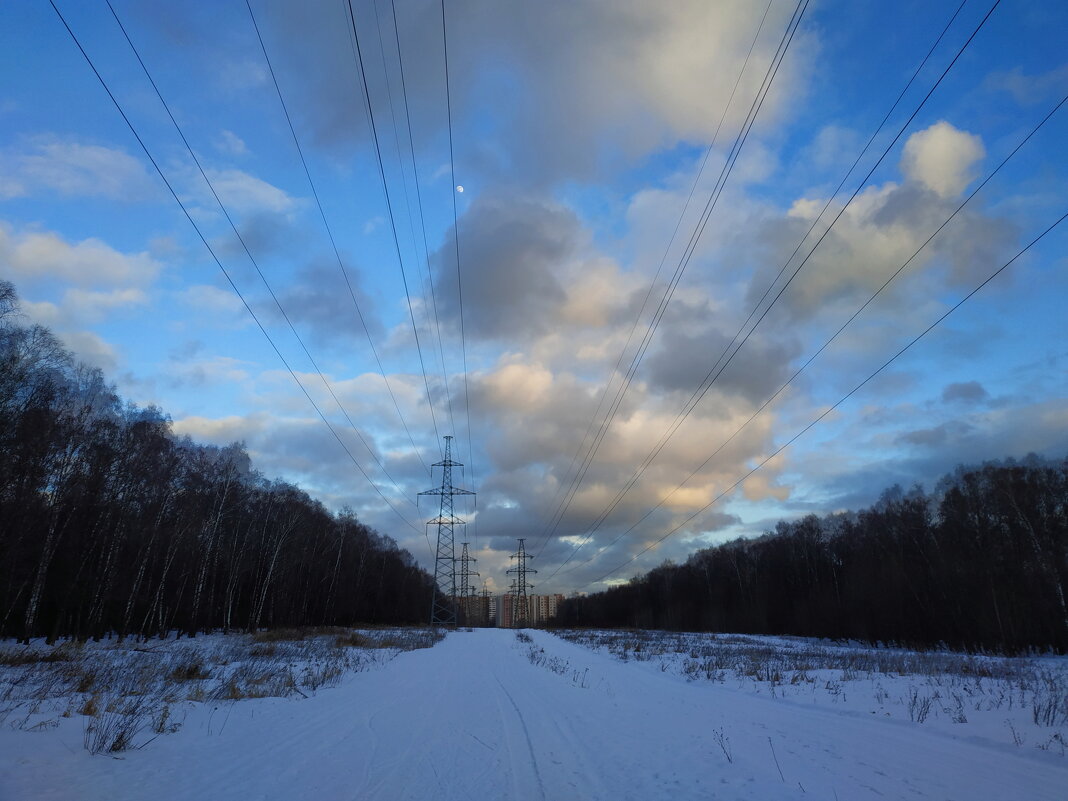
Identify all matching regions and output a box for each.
[507,538,536,628]
[456,541,479,625]
[480,584,492,628]
[419,436,475,626]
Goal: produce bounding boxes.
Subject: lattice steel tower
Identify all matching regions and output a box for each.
[456,541,479,625]
[457,542,478,599]
[507,538,536,628]
[419,436,474,626]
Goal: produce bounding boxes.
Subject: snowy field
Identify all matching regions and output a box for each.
[555,629,1068,755]
[1,627,1066,800]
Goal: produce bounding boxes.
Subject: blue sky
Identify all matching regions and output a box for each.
[2,0,1066,593]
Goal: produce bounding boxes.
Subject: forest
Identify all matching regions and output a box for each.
[557,454,1068,653]
[0,281,434,642]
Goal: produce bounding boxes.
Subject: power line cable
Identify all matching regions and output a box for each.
[541,0,981,576]
[49,0,426,542]
[535,0,809,558]
[534,0,776,555]
[582,206,1068,587]
[547,91,1067,586]
[440,0,479,548]
[341,0,445,456]
[537,0,806,558]
[537,0,807,556]
[381,0,457,440]
[105,0,414,507]
[243,0,433,477]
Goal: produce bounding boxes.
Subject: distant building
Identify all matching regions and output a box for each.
[496,594,513,628]
[457,594,494,627]
[495,593,564,628]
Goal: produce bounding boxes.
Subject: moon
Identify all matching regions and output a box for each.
[456,185,464,193]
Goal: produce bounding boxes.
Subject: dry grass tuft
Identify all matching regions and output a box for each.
[1,626,444,755]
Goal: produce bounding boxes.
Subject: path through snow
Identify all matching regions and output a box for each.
[2,628,1066,800]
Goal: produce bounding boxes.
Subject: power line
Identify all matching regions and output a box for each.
[534,0,777,556]
[548,91,1067,587]
[507,538,536,629]
[540,0,984,578]
[582,206,1067,587]
[243,0,432,477]
[49,0,424,539]
[536,0,808,556]
[382,0,457,441]
[420,435,474,625]
[341,0,446,454]
[367,0,459,452]
[535,0,810,559]
[440,0,479,549]
[105,0,414,507]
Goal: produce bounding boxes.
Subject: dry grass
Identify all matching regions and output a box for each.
[0,642,81,667]
[0,626,444,755]
[556,628,1068,752]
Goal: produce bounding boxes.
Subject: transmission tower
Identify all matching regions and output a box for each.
[456,541,479,625]
[419,436,475,626]
[480,584,492,628]
[507,538,536,628]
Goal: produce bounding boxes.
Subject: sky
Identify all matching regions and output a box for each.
[2,0,1066,596]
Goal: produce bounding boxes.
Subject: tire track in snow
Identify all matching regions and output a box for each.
[494,675,547,801]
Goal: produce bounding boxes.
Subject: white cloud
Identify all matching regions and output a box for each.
[178,284,244,315]
[56,329,119,372]
[984,64,1068,106]
[900,121,985,198]
[0,139,157,201]
[216,130,248,157]
[0,223,162,288]
[266,0,812,184]
[19,299,61,326]
[202,168,298,215]
[172,412,270,443]
[167,356,254,389]
[60,288,149,322]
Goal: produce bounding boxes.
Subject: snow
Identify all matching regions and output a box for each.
[2,628,1066,800]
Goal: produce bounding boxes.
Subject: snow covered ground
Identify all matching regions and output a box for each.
[2,628,1066,800]
[556,629,1068,755]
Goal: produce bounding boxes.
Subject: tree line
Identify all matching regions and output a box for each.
[557,456,1068,653]
[0,281,434,642]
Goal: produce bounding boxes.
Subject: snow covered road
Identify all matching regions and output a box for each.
[3,628,1066,800]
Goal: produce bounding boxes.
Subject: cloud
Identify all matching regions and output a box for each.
[178,284,245,316]
[0,223,162,288]
[984,64,1068,106]
[896,420,975,448]
[740,137,1014,325]
[166,355,254,389]
[942,380,988,404]
[172,412,270,445]
[644,304,801,404]
[807,394,1068,515]
[463,349,788,580]
[446,0,809,182]
[900,121,985,199]
[216,130,249,157]
[260,0,811,184]
[0,139,158,201]
[56,329,120,372]
[170,408,420,529]
[201,168,299,215]
[271,262,386,346]
[61,288,149,322]
[433,194,574,339]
